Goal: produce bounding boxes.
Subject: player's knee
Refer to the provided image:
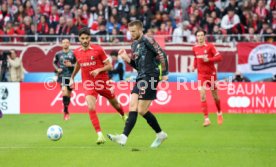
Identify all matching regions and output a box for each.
[61,90,66,96]
[129,106,137,111]
[129,102,138,111]
[137,108,147,115]
[87,104,96,111]
[213,95,219,101]
[200,95,206,102]
[62,90,70,97]
[198,86,203,91]
[211,92,219,100]
[110,98,119,106]
[113,101,120,109]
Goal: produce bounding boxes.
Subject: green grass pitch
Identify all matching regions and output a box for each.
[0,114,275,167]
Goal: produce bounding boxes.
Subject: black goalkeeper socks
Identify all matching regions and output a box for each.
[143,111,162,133]
[123,111,138,137]
[62,96,70,114]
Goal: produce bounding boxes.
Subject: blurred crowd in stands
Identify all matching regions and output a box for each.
[0,0,275,43]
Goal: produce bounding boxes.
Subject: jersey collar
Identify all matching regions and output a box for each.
[79,46,93,51]
[195,43,207,47]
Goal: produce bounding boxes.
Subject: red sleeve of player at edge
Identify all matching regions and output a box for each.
[97,45,109,63]
[208,44,222,63]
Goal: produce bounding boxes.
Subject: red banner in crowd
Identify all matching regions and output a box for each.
[237,42,276,74]
[20,82,276,114]
[0,44,236,73]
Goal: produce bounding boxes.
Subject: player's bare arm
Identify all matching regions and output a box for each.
[162,75,168,81]
[190,62,196,72]
[190,49,197,72]
[90,60,112,77]
[202,55,209,62]
[64,60,74,67]
[118,48,138,70]
[70,61,80,87]
[53,55,62,73]
[189,66,195,72]
[118,49,130,63]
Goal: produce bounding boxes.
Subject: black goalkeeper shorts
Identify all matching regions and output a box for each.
[131,77,159,100]
[57,77,73,91]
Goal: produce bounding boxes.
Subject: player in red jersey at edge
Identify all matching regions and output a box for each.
[70,28,127,144]
[190,29,223,127]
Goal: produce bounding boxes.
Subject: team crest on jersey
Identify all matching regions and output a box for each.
[91,56,95,60]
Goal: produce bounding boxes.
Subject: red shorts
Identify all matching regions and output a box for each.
[83,80,115,99]
[198,74,217,90]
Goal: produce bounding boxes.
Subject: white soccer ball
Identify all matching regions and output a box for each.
[47,125,63,141]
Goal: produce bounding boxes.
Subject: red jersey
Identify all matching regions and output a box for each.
[74,44,110,81]
[192,43,222,76]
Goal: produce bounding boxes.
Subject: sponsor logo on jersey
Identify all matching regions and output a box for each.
[196,54,208,58]
[80,62,96,67]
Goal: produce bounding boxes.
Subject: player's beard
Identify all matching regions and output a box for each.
[82,42,89,48]
[133,33,142,40]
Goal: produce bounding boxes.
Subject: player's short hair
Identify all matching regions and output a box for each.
[195,29,206,36]
[110,50,118,57]
[61,38,70,42]
[128,20,143,29]
[78,27,91,36]
[10,49,16,54]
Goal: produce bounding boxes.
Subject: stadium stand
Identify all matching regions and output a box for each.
[0,0,275,43]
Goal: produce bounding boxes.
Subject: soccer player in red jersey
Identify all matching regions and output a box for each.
[70,28,127,144]
[190,30,223,127]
